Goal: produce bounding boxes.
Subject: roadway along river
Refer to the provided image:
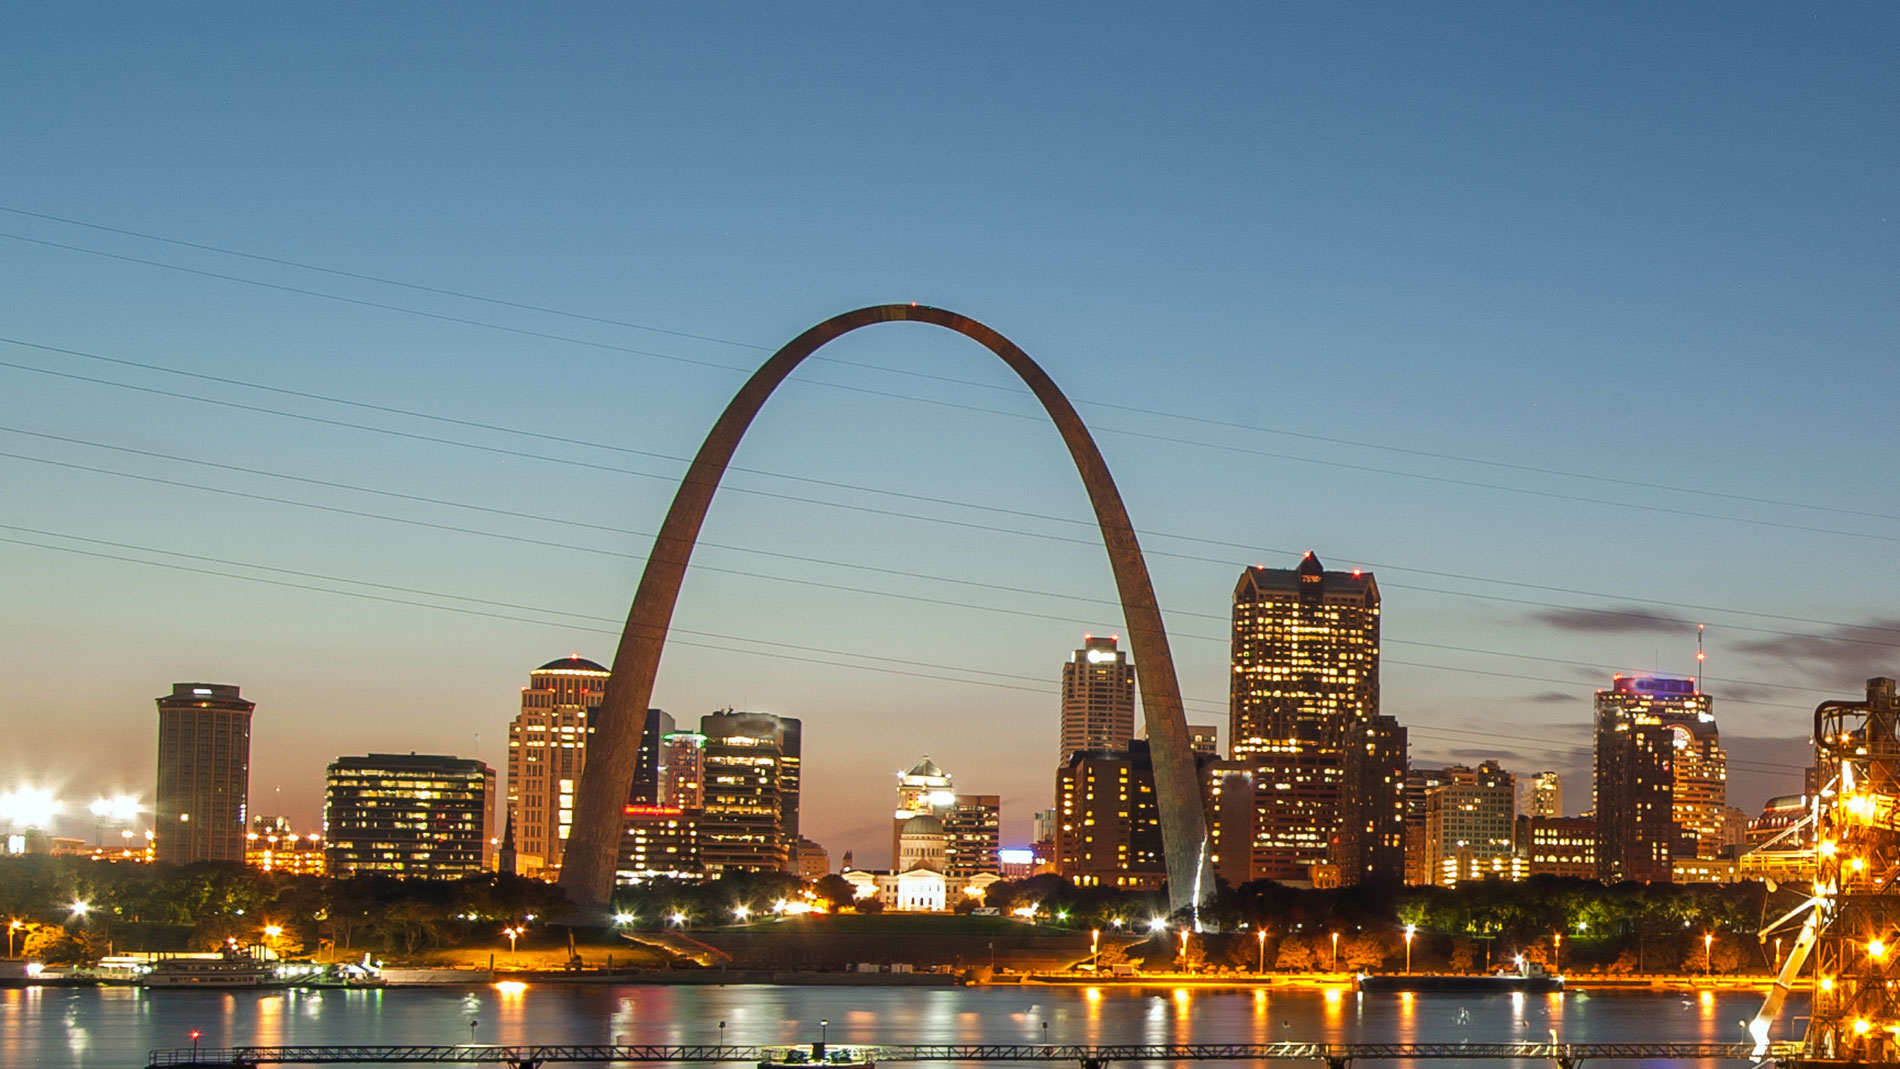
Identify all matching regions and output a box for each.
[3,984,1808,1068]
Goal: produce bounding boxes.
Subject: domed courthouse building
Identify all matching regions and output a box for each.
[840,756,1003,911]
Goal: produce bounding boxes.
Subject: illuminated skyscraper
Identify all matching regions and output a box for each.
[506,656,609,877]
[1054,741,1166,889]
[698,709,801,873]
[154,682,253,865]
[324,753,495,878]
[1060,635,1135,761]
[1230,554,1393,884]
[944,794,1001,878]
[1527,770,1563,818]
[1594,674,1727,882]
[1423,760,1516,885]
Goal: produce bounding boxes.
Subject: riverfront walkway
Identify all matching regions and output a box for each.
[146,1039,1809,1068]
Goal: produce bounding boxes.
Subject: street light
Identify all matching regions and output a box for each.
[503,926,521,955]
[1091,928,1100,970]
[1404,925,1416,974]
[1331,931,1340,971]
[70,900,90,919]
[1704,932,1714,976]
[733,904,751,922]
[190,1030,201,1061]
[820,1019,829,1055]
[1178,928,1191,971]
[1256,929,1267,974]
[7,919,23,957]
[1552,931,1562,972]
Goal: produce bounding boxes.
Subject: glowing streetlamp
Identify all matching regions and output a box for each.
[1704,932,1714,975]
[503,926,521,955]
[1331,931,1340,971]
[1148,917,1167,933]
[1553,931,1563,972]
[1090,928,1100,970]
[612,912,635,927]
[820,1019,829,1055]
[1404,925,1416,974]
[1178,928,1191,970]
[669,911,687,928]
[1256,929,1267,974]
[733,904,752,922]
[7,919,23,957]
[190,1030,201,1060]
[70,900,90,919]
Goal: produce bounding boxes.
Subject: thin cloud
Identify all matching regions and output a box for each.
[1530,605,1693,635]
[1524,690,1582,705]
[1732,617,1900,675]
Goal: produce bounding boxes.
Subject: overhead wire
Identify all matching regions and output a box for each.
[5,340,1900,644]
[0,521,1818,778]
[1,425,1889,696]
[4,204,1894,527]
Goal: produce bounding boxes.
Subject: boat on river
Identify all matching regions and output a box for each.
[1356,960,1562,994]
[139,952,281,988]
[758,1045,876,1069]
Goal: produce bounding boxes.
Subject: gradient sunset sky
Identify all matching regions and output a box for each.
[3,5,1896,863]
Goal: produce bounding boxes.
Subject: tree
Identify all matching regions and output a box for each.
[1274,934,1318,971]
[1448,937,1475,974]
[1341,932,1392,971]
[813,875,857,912]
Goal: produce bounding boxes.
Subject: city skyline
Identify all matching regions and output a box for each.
[3,7,1896,864]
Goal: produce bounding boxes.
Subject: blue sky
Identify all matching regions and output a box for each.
[2,5,1896,862]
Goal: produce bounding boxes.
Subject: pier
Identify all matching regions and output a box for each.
[146,1039,1810,1069]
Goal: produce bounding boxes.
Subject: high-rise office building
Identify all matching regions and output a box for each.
[1060,635,1135,761]
[1403,766,1451,886]
[1188,725,1220,755]
[506,656,609,877]
[698,710,802,873]
[154,682,254,864]
[1526,771,1563,818]
[944,794,1001,878]
[1594,674,1727,882]
[1337,713,1408,885]
[658,730,707,808]
[1054,741,1166,889]
[324,753,495,878]
[1423,760,1516,885]
[1230,554,1390,884]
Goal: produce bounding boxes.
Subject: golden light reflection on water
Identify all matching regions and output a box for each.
[255,992,285,1047]
[1398,990,1414,1035]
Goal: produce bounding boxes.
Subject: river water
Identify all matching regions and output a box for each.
[1,983,1807,1068]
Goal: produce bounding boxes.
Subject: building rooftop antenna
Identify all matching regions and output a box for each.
[1694,623,1706,694]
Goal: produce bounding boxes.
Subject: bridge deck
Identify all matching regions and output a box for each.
[146,1040,1810,1067]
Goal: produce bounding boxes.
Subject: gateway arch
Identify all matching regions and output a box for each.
[559,304,1213,914]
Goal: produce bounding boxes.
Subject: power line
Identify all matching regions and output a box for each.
[5,204,1894,528]
[7,340,1900,644]
[3,427,1888,697]
[0,523,1827,776]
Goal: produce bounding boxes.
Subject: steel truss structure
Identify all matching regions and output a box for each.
[147,1039,1809,1069]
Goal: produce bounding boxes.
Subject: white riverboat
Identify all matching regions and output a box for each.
[139,952,281,989]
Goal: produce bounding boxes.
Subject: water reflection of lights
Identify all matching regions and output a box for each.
[494,980,528,997]
[1084,987,1102,1004]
